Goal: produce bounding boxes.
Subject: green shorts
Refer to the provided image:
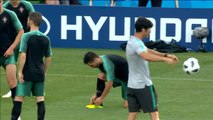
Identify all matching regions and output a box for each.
[0,46,19,67]
[113,78,127,100]
[0,56,7,67]
[16,81,45,97]
[1,54,16,68]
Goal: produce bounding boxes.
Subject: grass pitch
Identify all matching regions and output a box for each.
[1,48,213,120]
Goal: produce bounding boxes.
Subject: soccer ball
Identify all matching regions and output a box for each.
[183,58,200,74]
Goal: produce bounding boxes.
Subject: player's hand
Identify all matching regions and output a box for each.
[167,54,179,62]
[18,72,24,84]
[89,95,97,104]
[165,58,178,64]
[94,97,103,106]
[4,47,14,57]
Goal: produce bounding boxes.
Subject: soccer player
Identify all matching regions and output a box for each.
[83,52,128,108]
[11,12,52,120]
[126,17,179,120]
[2,0,35,98]
[0,0,24,100]
[3,0,35,32]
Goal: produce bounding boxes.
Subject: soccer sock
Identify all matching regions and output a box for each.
[11,101,22,120]
[96,78,105,97]
[96,78,105,106]
[37,101,45,120]
[10,87,17,100]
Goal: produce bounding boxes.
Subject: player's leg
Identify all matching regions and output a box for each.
[36,96,45,120]
[4,54,18,100]
[11,80,30,120]
[127,87,140,120]
[128,112,138,120]
[11,96,24,120]
[120,81,128,108]
[3,48,20,99]
[94,73,106,105]
[5,64,17,100]
[139,85,159,120]
[34,82,45,120]
[150,111,160,120]
[96,77,105,98]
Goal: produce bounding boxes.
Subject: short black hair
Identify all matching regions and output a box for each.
[29,12,43,26]
[135,17,153,32]
[83,52,99,64]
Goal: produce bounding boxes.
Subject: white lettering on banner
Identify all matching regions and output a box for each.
[160,18,182,43]
[109,17,130,41]
[61,16,82,40]
[60,15,212,43]
[84,16,107,40]
[185,19,207,43]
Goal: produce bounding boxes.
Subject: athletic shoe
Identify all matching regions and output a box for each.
[2,91,11,98]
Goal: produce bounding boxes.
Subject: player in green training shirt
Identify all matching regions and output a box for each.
[84,52,128,108]
[11,12,52,120]
[0,0,24,102]
[2,0,35,99]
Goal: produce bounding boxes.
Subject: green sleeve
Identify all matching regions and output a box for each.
[19,34,28,53]
[3,1,10,8]
[22,1,35,12]
[7,9,23,31]
[102,56,115,81]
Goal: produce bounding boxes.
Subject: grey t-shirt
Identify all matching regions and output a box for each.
[126,36,153,89]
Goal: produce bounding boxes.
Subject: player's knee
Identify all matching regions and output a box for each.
[36,96,45,102]
[98,73,106,80]
[14,96,24,102]
[7,80,17,88]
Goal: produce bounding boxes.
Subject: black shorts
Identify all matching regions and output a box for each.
[127,85,158,113]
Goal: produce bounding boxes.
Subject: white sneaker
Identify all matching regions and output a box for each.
[2,91,12,98]
[18,116,21,120]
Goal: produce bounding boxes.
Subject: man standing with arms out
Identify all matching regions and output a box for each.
[0,0,24,101]
[2,0,35,99]
[83,52,128,108]
[126,17,179,120]
[11,12,52,120]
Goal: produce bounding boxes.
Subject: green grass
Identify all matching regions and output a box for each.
[1,48,213,120]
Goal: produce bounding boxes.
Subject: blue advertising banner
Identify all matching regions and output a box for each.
[34,5,213,51]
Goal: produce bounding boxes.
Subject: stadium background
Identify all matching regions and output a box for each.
[1,0,213,120]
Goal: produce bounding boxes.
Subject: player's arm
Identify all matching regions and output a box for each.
[95,57,115,105]
[148,49,179,61]
[44,39,52,75]
[44,57,51,75]
[140,51,177,64]
[94,80,113,105]
[99,80,113,99]
[4,10,24,57]
[18,52,26,83]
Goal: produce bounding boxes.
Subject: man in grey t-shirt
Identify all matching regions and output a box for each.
[126,17,179,120]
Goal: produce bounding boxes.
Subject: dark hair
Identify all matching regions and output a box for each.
[29,12,42,26]
[135,17,153,32]
[83,52,99,64]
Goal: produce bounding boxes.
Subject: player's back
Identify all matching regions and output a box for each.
[21,31,51,82]
[27,35,49,63]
